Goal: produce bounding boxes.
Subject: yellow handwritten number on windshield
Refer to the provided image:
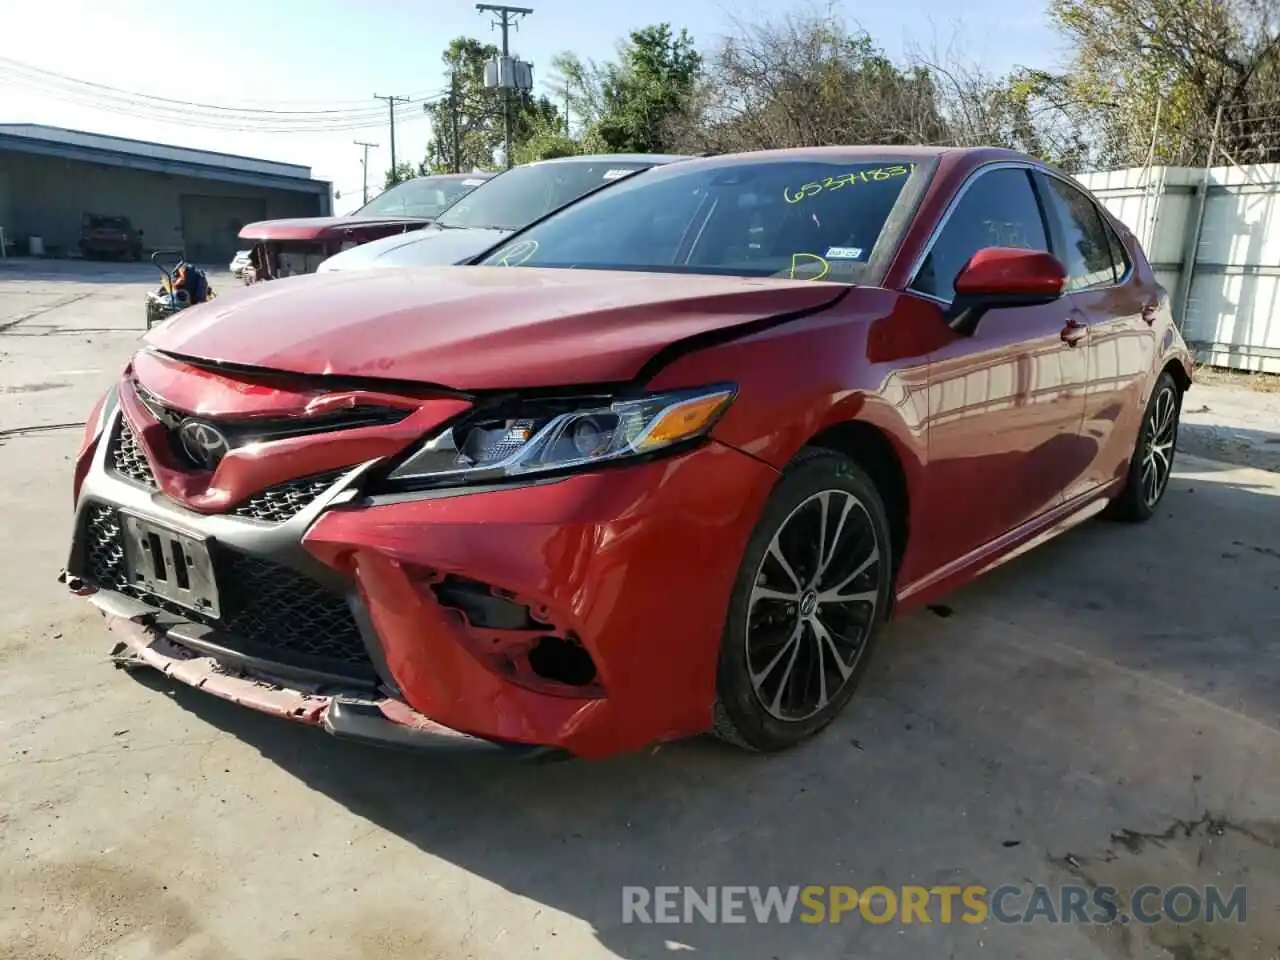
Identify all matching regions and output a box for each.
[783,164,913,204]
[789,253,830,281]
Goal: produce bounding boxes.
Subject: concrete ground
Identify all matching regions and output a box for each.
[1,258,1277,960]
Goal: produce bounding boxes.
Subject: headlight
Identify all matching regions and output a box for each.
[385,383,737,488]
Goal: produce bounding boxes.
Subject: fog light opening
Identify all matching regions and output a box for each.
[527,636,597,688]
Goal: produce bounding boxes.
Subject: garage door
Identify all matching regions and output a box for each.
[179,195,267,264]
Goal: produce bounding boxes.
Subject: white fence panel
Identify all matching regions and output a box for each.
[1076,164,1280,373]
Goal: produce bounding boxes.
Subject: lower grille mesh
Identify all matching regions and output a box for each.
[232,470,346,523]
[80,503,374,677]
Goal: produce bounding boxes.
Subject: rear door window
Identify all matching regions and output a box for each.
[1042,177,1120,291]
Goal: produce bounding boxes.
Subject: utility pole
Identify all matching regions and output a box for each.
[476,3,532,169]
[353,140,378,204]
[450,69,462,173]
[373,93,411,180]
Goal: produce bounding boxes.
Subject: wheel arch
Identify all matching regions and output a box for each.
[801,419,911,591]
[1162,356,1192,395]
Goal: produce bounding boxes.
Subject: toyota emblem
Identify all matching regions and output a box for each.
[177,419,229,470]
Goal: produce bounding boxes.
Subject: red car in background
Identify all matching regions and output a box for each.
[239,172,492,280]
[64,146,1191,761]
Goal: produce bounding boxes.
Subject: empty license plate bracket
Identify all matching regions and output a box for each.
[119,511,221,619]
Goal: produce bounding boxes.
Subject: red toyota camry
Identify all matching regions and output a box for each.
[64,146,1192,760]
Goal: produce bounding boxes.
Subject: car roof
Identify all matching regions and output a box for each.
[531,152,691,167]
[423,171,495,180]
[652,144,1037,174]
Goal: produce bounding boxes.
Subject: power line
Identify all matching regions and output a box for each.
[0,77,444,132]
[0,56,439,117]
[0,56,446,132]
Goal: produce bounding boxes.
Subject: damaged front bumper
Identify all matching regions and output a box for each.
[69,572,565,759]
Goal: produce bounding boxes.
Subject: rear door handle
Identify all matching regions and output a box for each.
[1060,317,1088,346]
[1141,302,1158,326]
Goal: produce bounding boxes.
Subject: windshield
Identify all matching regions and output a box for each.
[354,176,485,219]
[86,215,130,230]
[436,160,655,231]
[479,158,924,282]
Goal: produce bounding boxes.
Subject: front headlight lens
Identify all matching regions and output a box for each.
[386,383,737,487]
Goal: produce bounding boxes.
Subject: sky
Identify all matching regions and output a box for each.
[0,0,1065,210]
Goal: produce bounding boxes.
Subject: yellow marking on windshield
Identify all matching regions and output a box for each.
[789,253,830,281]
[495,239,539,267]
[783,163,914,204]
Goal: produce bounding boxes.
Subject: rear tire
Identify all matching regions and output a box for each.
[1105,371,1181,523]
[712,448,892,752]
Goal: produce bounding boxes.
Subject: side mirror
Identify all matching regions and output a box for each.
[945,247,1066,337]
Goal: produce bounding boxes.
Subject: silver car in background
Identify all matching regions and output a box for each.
[316,154,689,273]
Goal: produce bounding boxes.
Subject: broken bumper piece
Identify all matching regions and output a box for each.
[75,578,565,761]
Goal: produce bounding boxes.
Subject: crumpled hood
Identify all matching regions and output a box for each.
[144,266,847,390]
[315,225,511,273]
[238,216,430,242]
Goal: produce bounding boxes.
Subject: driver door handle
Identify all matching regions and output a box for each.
[1061,316,1088,347]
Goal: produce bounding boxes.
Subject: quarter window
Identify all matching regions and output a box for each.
[911,168,1050,302]
[1102,216,1131,282]
[1043,177,1118,291]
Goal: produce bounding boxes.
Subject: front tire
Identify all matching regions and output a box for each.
[1106,371,1181,522]
[713,448,893,752]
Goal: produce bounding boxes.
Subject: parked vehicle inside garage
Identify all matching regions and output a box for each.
[63,145,1193,761]
[239,172,492,282]
[79,213,143,261]
[316,154,689,273]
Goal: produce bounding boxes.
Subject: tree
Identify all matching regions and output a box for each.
[511,116,580,164]
[547,51,608,136]
[383,162,416,188]
[665,10,950,154]
[422,36,568,172]
[1036,0,1280,167]
[905,40,1090,170]
[423,37,505,173]
[552,24,702,153]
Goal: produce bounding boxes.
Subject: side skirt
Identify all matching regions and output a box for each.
[893,479,1124,615]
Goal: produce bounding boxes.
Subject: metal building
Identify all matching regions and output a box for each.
[0,124,331,263]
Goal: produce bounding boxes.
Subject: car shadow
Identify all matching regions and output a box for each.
[125,459,1280,959]
[1178,421,1280,473]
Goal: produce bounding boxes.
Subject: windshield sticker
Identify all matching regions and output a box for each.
[495,239,539,267]
[788,252,830,281]
[783,163,914,204]
[602,168,632,180]
[462,178,486,186]
[824,246,864,260]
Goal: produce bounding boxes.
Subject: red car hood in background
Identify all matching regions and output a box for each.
[238,216,429,242]
[144,266,847,390]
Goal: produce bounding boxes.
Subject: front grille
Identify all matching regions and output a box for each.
[107,419,157,489]
[105,413,347,525]
[80,503,374,677]
[232,470,347,524]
